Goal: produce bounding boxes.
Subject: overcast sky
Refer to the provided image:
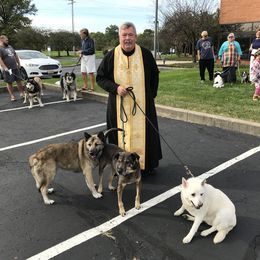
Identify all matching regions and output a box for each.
[29,0,162,34]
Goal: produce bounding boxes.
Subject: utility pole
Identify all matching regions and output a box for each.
[68,0,76,53]
[154,0,158,60]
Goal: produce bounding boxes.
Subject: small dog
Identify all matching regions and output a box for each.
[241,71,249,84]
[60,72,77,102]
[112,151,141,216]
[29,131,107,204]
[23,77,44,109]
[174,177,236,244]
[213,72,224,88]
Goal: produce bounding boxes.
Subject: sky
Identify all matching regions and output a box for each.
[29,0,162,34]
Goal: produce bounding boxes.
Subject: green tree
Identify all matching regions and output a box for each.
[48,31,77,56]
[12,27,48,50]
[91,31,106,51]
[0,0,37,39]
[105,24,119,49]
[137,29,154,50]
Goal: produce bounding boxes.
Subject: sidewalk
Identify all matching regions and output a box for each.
[1,84,259,137]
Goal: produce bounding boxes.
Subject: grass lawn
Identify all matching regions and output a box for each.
[43,67,259,123]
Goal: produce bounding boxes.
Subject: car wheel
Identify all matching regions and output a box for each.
[20,67,28,80]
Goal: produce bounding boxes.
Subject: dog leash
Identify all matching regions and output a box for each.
[71,56,82,74]
[120,87,194,177]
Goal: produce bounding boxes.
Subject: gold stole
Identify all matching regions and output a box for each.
[114,44,146,169]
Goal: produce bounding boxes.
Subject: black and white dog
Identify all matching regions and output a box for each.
[23,77,44,109]
[213,71,224,88]
[60,72,77,102]
[241,71,249,84]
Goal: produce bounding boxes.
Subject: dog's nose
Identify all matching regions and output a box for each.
[196,203,203,209]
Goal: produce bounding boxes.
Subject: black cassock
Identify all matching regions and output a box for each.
[96,46,162,172]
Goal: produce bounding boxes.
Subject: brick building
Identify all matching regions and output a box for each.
[219,0,260,57]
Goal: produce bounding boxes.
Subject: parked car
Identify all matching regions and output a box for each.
[15,50,62,79]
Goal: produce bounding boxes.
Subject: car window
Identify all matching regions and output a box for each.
[17,51,48,59]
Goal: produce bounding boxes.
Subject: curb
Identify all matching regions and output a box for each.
[2,84,260,137]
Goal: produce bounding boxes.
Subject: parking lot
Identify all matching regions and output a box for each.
[0,88,260,260]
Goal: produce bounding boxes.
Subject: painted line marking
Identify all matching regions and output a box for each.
[27,145,260,260]
[0,123,106,151]
[0,98,83,113]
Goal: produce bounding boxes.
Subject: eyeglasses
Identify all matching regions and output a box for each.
[228,36,234,38]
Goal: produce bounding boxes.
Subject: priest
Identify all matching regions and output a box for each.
[96,22,162,175]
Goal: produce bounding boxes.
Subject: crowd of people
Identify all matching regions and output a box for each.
[1,23,260,175]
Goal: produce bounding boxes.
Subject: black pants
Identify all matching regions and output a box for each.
[222,66,237,83]
[199,59,214,81]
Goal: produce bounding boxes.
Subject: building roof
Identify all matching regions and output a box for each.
[220,0,260,24]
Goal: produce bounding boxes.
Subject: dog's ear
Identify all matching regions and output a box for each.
[182,177,188,188]
[84,132,91,141]
[64,72,69,77]
[201,179,206,186]
[131,152,140,161]
[97,131,105,142]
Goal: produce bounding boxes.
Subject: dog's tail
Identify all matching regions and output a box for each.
[104,128,124,141]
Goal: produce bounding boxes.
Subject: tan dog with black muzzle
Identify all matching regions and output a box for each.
[112,151,142,216]
[29,131,106,204]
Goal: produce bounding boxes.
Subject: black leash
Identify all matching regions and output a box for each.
[71,56,82,74]
[120,87,194,177]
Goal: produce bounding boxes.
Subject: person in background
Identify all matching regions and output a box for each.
[0,35,24,101]
[218,33,242,83]
[78,28,96,92]
[196,31,215,83]
[96,22,162,175]
[250,49,260,101]
[249,29,260,81]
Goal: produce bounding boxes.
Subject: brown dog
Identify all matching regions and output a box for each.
[29,132,106,204]
[112,151,141,216]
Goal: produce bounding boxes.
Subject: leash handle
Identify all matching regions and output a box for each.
[125,87,194,177]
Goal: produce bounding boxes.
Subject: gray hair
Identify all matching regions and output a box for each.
[119,22,137,35]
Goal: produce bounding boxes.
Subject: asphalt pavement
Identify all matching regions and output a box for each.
[0,88,260,260]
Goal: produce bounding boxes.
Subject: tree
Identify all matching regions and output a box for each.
[12,27,48,50]
[0,0,37,39]
[48,31,76,56]
[137,29,154,50]
[105,24,119,49]
[161,0,220,61]
[91,31,106,51]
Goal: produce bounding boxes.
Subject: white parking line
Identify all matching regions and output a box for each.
[27,145,260,260]
[0,123,106,151]
[0,98,83,113]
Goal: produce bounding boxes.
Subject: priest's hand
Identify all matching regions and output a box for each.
[117,85,128,97]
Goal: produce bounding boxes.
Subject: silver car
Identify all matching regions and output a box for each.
[16,50,62,79]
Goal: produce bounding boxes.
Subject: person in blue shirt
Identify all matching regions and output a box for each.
[196,31,215,83]
[78,28,96,92]
[218,33,242,83]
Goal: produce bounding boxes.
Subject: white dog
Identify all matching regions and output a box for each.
[174,177,236,244]
[213,72,224,88]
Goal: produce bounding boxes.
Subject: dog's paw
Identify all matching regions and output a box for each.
[47,188,54,194]
[39,104,44,107]
[183,235,192,244]
[45,199,55,205]
[174,209,183,216]
[135,203,141,210]
[108,185,116,191]
[93,192,103,199]
[28,106,32,109]
[119,209,126,216]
